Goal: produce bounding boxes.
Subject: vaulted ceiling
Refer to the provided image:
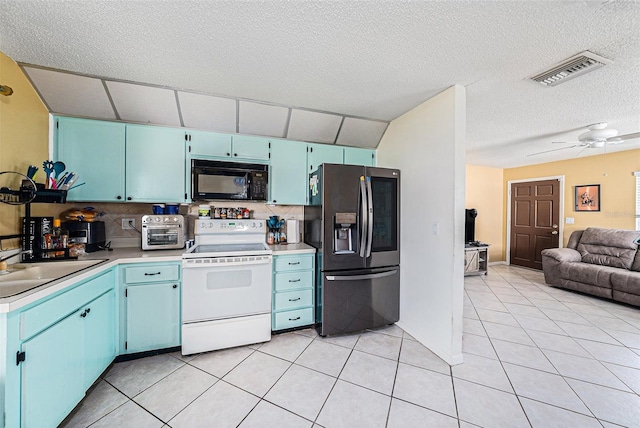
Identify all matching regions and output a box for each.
[1,1,638,167]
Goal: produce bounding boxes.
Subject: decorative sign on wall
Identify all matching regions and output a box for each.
[575,184,601,212]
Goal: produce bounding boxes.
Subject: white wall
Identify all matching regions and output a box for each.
[377,85,466,365]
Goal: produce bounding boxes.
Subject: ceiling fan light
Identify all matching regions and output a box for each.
[578,128,618,142]
[590,141,605,148]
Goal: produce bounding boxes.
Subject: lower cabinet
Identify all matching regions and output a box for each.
[18,269,117,428]
[272,253,315,331]
[121,262,181,353]
[464,245,489,276]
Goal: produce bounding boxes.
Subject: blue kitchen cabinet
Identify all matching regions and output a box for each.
[20,305,84,428]
[82,290,117,389]
[343,147,376,166]
[231,135,271,161]
[122,263,181,353]
[268,139,308,205]
[306,143,344,174]
[126,125,186,203]
[272,254,315,331]
[54,116,126,202]
[16,268,117,428]
[187,130,232,157]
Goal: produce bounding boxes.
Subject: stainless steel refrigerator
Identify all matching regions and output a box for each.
[304,163,400,336]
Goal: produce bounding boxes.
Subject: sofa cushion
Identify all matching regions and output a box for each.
[558,262,619,289]
[611,271,640,296]
[576,228,639,270]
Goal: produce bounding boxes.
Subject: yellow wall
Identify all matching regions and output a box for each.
[504,149,640,257]
[0,51,49,248]
[466,165,504,262]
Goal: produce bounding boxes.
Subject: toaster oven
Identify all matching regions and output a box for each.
[142,215,185,250]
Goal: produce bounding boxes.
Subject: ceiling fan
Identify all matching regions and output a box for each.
[528,122,640,156]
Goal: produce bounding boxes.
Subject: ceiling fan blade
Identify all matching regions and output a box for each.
[607,132,640,143]
[551,140,579,144]
[527,145,578,156]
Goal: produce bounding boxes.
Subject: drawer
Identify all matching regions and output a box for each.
[273,307,314,331]
[274,255,313,272]
[274,270,313,291]
[274,289,313,311]
[21,268,115,340]
[123,264,180,284]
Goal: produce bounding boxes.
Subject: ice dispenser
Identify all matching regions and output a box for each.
[334,212,356,254]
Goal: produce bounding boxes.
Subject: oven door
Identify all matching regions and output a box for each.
[182,256,272,323]
[143,225,183,250]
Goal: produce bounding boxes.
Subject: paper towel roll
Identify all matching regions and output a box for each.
[287,219,300,243]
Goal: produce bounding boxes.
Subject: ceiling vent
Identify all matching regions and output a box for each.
[530,51,612,87]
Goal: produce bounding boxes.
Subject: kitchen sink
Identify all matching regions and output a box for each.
[0,259,107,298]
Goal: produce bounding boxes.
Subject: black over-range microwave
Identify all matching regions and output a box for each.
[191,159,269,201]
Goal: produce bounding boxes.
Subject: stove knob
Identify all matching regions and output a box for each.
[173,217,178,222]
[155,217,161,222]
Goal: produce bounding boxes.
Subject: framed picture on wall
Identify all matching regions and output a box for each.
[575,184,600,212]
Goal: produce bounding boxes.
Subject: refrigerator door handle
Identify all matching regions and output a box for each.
[365,176,374,258]
[359,176,368,258]
[326,269,398,281]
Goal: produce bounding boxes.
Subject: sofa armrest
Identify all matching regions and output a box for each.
[541,248,581,263]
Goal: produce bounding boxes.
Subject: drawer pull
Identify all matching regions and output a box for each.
[288,279,301,283]
[144,272,162,276]
[288,262,300,265]
[289,316,301,321]
[288,297,301,302]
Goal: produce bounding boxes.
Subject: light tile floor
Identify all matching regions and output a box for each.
[61,265,640,428]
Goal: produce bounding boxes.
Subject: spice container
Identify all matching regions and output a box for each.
[198,204,211,218]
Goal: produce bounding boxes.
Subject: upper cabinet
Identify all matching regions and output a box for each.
[54,117,126,202]
[186,132,270,161]
[306,143,344,175]
[186,130,232,158]
[55,117,186,203]
[269,140,308,205]
[125,125,185,203]
[344,147,376,167]
[231,135,271,161]
[55,117,376,205]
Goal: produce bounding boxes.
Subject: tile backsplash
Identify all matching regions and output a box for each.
[37,202,304,248]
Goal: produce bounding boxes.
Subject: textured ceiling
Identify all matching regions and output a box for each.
[1,1,639,167]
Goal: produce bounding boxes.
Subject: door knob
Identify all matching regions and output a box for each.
[551,231,558,235]
[552,224,559,229]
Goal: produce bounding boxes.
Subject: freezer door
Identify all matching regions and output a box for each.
[365,167,400,269]
[317,267,399,336]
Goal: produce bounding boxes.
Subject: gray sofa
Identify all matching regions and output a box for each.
[541,227,640,306]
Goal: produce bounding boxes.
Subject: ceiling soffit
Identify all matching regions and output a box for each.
[21,65,389,149]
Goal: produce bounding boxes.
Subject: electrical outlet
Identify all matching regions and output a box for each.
[121,218,135,230]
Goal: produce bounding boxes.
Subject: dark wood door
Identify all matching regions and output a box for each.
[510,179,560,270]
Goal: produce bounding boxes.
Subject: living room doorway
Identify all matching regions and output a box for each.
[507,177,564,270]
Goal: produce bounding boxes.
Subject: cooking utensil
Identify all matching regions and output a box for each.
[42,160,54,188]
[53,161,66,179]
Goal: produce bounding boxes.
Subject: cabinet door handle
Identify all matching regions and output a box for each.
[288,279,301,283]
[226,152,230,156]
[288,262,300,265]
[172,284,178,289]
[144,272,161,276]
[288,297,301,302]
[117,195,122,200]
[86,307,90,314]
[80,310,87,318]
[288,316,301,321]
[127,196,132,201]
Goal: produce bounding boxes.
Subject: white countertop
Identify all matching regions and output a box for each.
[0,244,316,313]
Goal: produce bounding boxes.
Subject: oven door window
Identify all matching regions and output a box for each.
[147,228,179,246]
[195,171,249,199]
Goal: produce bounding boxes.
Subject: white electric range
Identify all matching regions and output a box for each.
[181,219,272,355]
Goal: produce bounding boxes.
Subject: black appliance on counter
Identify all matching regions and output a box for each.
[63,221,106,252]
[304,164,400,336]
[465,208,478,244]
